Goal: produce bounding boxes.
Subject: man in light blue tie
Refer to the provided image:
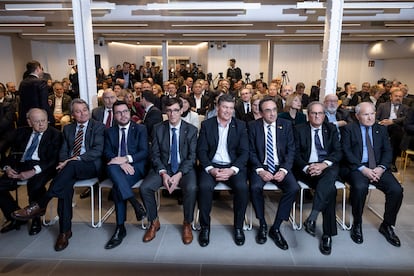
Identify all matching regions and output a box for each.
[140,97,198,244]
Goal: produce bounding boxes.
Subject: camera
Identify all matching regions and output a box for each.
[245,72,250,77]
[281,70,287,76]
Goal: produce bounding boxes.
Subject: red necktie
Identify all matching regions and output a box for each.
[105,110,112,128]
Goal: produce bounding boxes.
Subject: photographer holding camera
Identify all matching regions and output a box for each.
[226,58,242,83]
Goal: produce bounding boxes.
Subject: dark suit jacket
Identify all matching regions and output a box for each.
[376,102,410,126]
[92,106,116,127]
[151,120,198,175]
[143,105,163,140]
[18,75,54,126]
[234,100,252,122]
[0,98,16,140]
[48,94,72,116]
[324,108,353,125]
[197,117,249,170]
[294,122,342,171]
[60,119,105,172]
[248,118,295,172]
[114,71,134,89]
[189,94,209,115]
[341,122,392,171]
[104,122,148,178]
[7,126,62,172]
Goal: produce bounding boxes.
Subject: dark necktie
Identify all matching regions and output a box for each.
[266,125,275,174]
[171,128,179,174]
[246,103,250,113]
[314,129,327,162]
[120,127,127,156]
[105,110,112,128]
[72,124,84,157]
[23,132,40,161]
[366,127,376,169]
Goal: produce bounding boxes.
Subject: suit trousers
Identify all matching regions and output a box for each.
[140,168,197,223]
[387,124,404,164]
[0,177,18,220]
[250,171,299,227]
[107,164,144,225]
[347,169,403,226]
[296,165,339,236]
[47,160,97,233]
[198,168,248,229]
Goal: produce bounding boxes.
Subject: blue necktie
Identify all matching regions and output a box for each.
[366,127,376,169]
[171,128,179,174]
[266,125,275,174]
[314,129,327,162]
[120,127,127,156]
[23,132,40,161]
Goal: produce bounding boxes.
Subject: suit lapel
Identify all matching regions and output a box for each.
[355,123,363,159]
[257,120,266,160]
[179,121,187,153]
[227,119,236,149]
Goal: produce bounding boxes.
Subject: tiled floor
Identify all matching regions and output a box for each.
[1,163,414,276]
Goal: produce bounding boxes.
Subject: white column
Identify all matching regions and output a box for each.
[72,0,97,107]
[162,41,169,82]
[267,40,274,83]
[320,0,344,100]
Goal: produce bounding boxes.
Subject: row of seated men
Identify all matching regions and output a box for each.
[0,94,404,257]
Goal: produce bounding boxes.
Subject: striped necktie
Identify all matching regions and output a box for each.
[266,125,275,174]
[72,124,84,157]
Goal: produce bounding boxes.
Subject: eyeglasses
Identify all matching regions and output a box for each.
[309,111,325,116]
[114,109,130,116]
[262,108,277,114]
[165,108,181,114]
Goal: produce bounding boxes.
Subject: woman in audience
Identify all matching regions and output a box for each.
[250,93,264,121]
[179,93,200,129]
[96,67,107,91]
[278,92,306,126]
[152,84,163,110]
[367,84,385,108]
[125,91,145,123]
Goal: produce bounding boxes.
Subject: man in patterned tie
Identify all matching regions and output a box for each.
[12,99,105,251]
[293,101,342,255]
[140,97,198,244]
[103,101,148,249]
[248,97,299,250]
[341,102,403,247]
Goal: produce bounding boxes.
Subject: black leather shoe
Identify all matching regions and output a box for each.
[319,235,332,255]
[304,219,316,237]
[256,224,267,244]
[391,165,398,173]
[29,217,42,236]
[0,219,24,233]
[379,223,401,247]
[79,187,91,199]
[269,228,288,250]
[198,227,210,247]
[133,203,146,222]
[350,223,363,244]
[234,228,245,246]
[105,225,126,249]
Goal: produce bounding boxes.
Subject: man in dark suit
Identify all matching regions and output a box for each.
[235,87,253,122]
[140,97,198,244]
[197,94,249,247]
[226,58,242,83]
[293,101,342,255]
[48,81,72,128]
[178,77,193,94]
[18,60,54,127]
[376,88,410,171]
[103,101,148,249]
[161,81,179,113]
[12,99,105,251]
[0,108,61,234]
[341,102,403,247]
[190,79,209,115]
[276,85,293,112]
[114,61,134,89]
[248,97,299,250]
[141,90,163,141]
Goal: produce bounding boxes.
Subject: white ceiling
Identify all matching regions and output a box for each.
[0,0,413,45]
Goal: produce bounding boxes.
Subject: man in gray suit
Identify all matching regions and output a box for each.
[12,99,105,251]
[140,97,198,245]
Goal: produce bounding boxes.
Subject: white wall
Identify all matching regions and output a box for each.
[0,36,17,85]
[382,58,414,89]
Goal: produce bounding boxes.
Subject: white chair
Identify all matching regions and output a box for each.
[194,182,253,231]
[295,180,348,230]
[364,184,384,220]
[262,182,298,230]
[73,177,100,228]
[98,179,143,228]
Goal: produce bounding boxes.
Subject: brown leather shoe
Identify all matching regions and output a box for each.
[143,220,160,242]
[182,222,193,245]
[11,203,46,221]
[54,230,72,251]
